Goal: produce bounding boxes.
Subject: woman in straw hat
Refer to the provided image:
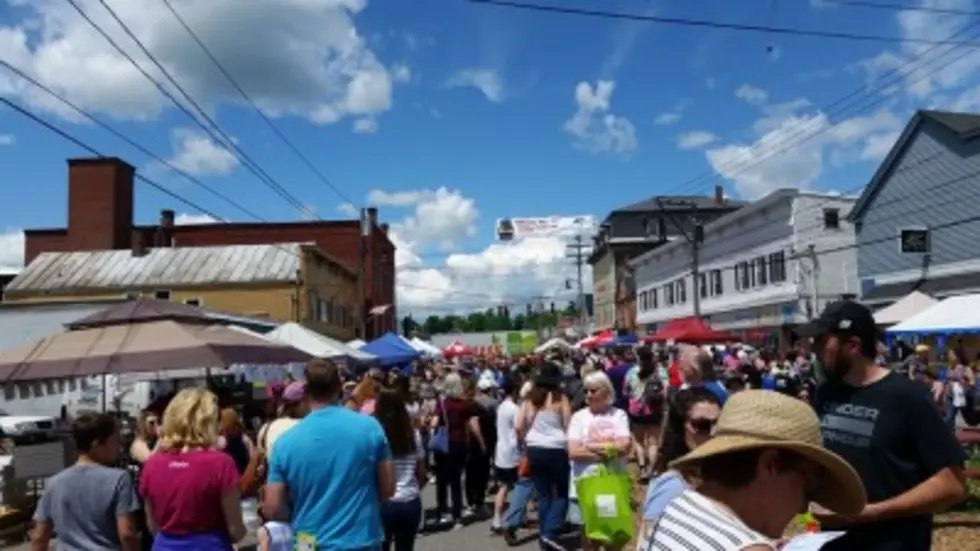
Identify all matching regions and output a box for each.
[644,390,866,551]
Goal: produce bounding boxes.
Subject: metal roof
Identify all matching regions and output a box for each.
[6,243,305,293]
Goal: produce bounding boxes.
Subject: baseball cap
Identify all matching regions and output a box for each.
[796,300,877,355]
[282,382,306,403]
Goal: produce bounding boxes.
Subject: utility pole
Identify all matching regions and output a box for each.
[358,207,370,339]
[655,198,705,319]
[789,244,820,320]
[565,234,589,334]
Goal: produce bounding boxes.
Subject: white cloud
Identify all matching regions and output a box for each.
[174,212,219,225]
[0,0,404,128]
[0,134,14,146]
[735,84,768,105]
[676,131,718,150]
[367,189,425,207]
[336,202,359,217]
[445,68,504,103]
[705,102,902,199]
[0,228,24,273]
[353,118,378,134]
[388,188,479,250]
[654,99,690,125]
[856,0,980,100]
[165,128,238,176]
[564,80,637,155]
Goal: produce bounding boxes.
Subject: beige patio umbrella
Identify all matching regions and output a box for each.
[0,320,312,381]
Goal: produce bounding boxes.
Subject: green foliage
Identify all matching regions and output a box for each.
[416,303,580,335]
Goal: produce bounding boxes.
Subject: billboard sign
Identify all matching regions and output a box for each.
[495,216,597,241]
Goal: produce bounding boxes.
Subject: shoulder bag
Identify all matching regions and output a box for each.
[430,398,451,454]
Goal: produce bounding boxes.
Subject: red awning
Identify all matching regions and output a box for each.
[643,317,737,345]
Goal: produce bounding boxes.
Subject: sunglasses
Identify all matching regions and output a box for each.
[688,417,717,435]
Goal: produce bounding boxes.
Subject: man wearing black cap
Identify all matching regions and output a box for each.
[798,300,968,551]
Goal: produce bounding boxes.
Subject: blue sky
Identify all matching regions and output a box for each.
[1,0,978,310]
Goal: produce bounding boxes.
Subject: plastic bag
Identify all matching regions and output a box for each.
[574,463,634,547]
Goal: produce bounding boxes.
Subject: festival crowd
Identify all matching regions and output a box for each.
[27,300,975,551]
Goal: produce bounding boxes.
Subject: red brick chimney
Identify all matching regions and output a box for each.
[156,209,175,247]
[67,157,135,252]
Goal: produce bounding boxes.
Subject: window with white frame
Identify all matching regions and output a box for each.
[640,291,648,311]
[665,284,675,306]
[749,259,757,287]
[710,269,723,296]
[756,256,768,286]
[676,279,687,304]
[737,261,751,290]
[651,288,658,309]
[698,272,708,299]
[769,251,787,282]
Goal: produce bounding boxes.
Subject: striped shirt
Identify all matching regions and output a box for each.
[644,490,774,551]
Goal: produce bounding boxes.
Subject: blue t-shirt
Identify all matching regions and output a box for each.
[642,470,688,520]
[268,406,391,549]
[607,363,633,410]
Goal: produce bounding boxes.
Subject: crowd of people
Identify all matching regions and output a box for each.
[26,300,976,551]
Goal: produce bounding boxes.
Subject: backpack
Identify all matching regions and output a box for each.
[628,370,665,417]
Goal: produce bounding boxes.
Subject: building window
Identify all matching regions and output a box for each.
[640,292,647,311]
[756,256,768,286]
[698,273,708,299]
[736,261,751,290]
[710,270,723,296]
[823,208,840,230]
[769,251,787,282]
[676,279,687,304]
[749,259,757,288]
[900,228,930,253]
[665,284,675,306]
[124,291,141,299]
[153,289,171,301]
[184,298,202,307]
[652,288,658,309]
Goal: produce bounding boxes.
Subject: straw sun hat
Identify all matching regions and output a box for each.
[670,390,867,516]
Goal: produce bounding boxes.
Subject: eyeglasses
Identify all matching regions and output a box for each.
[688,417,717,436]
[585,387,601,394]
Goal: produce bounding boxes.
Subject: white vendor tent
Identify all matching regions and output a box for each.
[886,294,980,336]
[267,322,377,363]
[873,291,938,326]
[411,337,443,357]
[535,337,573,354]
[348,339,367,349]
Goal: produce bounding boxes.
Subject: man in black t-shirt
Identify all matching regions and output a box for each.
[797,301,968,551]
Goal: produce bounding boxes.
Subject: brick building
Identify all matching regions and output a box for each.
[22,157,396,339]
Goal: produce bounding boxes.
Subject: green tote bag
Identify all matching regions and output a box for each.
[574,463,634,547]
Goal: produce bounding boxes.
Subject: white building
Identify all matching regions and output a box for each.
[632,189,859,350]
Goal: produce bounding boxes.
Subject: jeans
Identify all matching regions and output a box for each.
[381,498,422,551]
[503,477,536,530]
[526,446,569,547]
[435,442,467,520]
[465,445,491,509]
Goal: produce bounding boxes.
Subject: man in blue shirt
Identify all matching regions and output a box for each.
[263,359,395,550]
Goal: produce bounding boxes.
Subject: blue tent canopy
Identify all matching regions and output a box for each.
[360,332,421,368]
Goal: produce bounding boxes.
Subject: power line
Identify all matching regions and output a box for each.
[652,15,980,202]
[157,0,358,208]
[469,0,980,46]
[2,96,561,307]
[822,0,980,16]
[68,0,313,218]
[0,58,267,223]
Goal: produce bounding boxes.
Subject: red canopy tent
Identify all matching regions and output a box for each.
[443,340,474,358]
[576,330,614,349]
[644,317,736,345]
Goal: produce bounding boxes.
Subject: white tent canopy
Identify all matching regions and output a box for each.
[347,339,366,349]
[267,322,377,362]
[535,337,573,354]
[874,291,938,326]
[411,337,443,357]
[886,293,980,335]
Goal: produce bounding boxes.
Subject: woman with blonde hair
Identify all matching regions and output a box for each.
[348,368,385,414]
[139,388,247,551]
